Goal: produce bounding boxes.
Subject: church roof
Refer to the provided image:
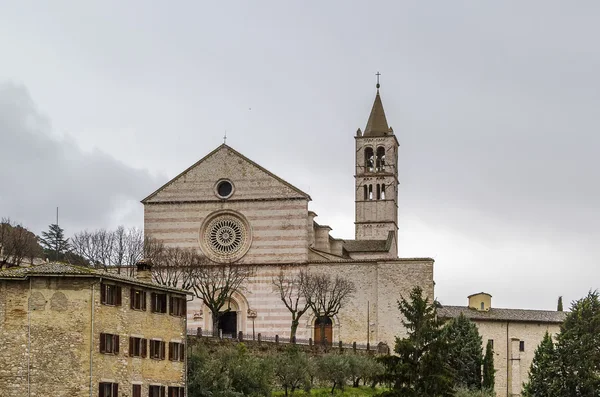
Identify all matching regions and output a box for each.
[0,262,190,294]
[343,230,395,253]
[141,144,311,203]
[363,89,391,136]
[343,239,388,252]
[438,305,567,324]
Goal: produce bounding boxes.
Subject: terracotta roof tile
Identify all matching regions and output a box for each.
[438,305,566,324]
[0,262,189,294]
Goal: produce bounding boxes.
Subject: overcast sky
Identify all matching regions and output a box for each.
[1,1,599,311]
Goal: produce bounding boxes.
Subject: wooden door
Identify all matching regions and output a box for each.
[314,316,333,345]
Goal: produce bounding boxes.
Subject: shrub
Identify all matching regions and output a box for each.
[316,354,351,394]
[272,346,313,396]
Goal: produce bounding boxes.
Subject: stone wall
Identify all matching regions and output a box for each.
[474,320,561,397]
[0,276,186,397]
[187,258,434,347]
[145,199,310,264]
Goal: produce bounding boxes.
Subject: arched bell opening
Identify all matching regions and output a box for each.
[376,146,386,171]
[364,147,374,172]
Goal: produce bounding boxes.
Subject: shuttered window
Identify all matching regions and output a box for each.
[100,284,122,306]
[150,340,165,360]
[168,386,185,397]
[132,384,141,397]
[149,385,166,397]
[168,342,185,362]
[129,337,147,358]
[130,288,147,311]
[99,382,118,397]
[169,296,186,317]
[99,333,120,355]
[151,293,167,313]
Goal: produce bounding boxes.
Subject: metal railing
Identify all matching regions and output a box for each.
[186,328,388,353]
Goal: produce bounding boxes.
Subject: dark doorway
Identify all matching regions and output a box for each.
[219,311,237,337]
[314,316,333,345]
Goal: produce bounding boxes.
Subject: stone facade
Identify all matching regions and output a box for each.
[439,294,566,397]
[0,263,188,397]
[142,87,434,347]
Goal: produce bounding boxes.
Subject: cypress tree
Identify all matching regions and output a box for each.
[482,340,495,391]
[382,286,454,397]
[551,290,600,396]
[443,313,483,389]
[522,331,556,396]
[557,296,563,312]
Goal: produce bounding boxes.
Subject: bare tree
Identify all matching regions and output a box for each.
[272,269,312,340]
[72,227,144,273]
[187,260,253,335]
[149,245,196,288]
[302,273,356,345]
[147,243,253,335]
[0,218,43,268]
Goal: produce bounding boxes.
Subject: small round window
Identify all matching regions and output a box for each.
[216,180,234,199]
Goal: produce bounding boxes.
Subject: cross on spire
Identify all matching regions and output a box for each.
[376,71,381,89]
[223,130,227,144]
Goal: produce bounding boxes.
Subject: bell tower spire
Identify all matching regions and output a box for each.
[354,75,399,254]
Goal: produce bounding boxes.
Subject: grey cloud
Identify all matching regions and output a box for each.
[0,83,163,235]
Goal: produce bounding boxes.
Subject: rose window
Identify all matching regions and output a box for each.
[200,211,251,262]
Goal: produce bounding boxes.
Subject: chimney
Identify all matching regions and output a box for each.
[136,259,153,282]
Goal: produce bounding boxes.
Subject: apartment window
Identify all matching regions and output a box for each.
[101,283,122,306]
[168,386,185,397]
[169,342,185,362]
[130,288,147,311]
[487,339,494,349]
[520,341,525,352]
[149,385,166,397]
[99,382,118,397]
[132,384,141,397]
[129,337,147,358]
[170,296,186,317]
[99,333,120,355]
[151,293,167,313]
[150,340,166,360]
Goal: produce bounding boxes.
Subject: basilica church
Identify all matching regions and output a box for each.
[141,85,434,346]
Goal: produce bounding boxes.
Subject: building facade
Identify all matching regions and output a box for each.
[0,262,189,397]
[142,86,434,346]
[438,293,566,397]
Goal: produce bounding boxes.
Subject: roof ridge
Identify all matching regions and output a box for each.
[142,144,311,203]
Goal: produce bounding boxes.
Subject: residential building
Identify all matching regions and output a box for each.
[0,262,189,397]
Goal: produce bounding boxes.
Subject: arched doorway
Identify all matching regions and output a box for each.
[314,316,333,345]
[218,311,237,337]
[217,298,239,338]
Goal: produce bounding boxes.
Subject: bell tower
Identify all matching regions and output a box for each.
[354,76,399,250]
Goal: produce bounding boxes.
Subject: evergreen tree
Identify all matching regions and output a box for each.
[382,286,454,397]
[557,296,563,312]
[522,331,556,397]
[39,224,70,261]
[550,290,600,396]
[482,340,495,391]
[443,313,483,389]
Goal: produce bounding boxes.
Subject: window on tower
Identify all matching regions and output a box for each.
[381,184,386,200]
[364,147,374,172]
[376,184,381,200]
[369,185,373,200]
[376,147,386,171]
[363,185,368,200]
